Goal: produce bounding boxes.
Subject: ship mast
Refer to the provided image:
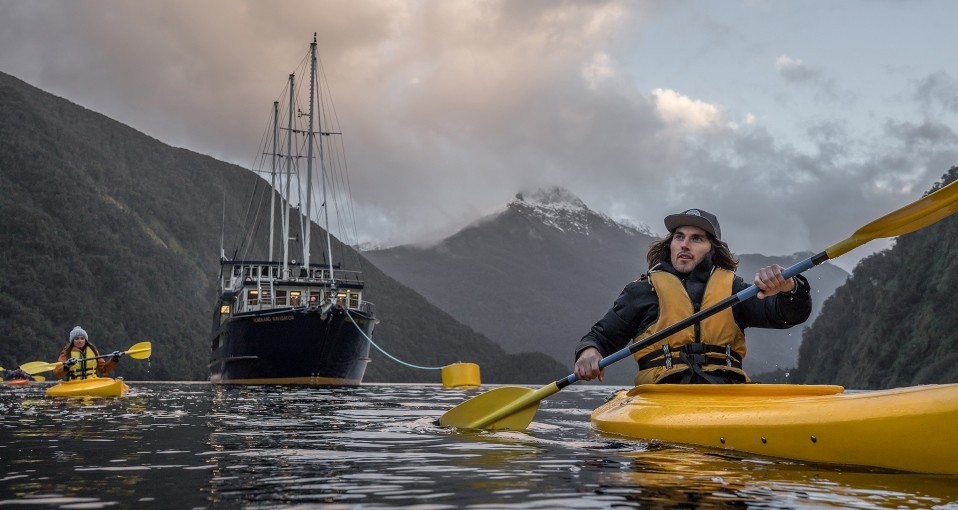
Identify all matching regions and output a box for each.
[268,101,278,263]
[302,32,337,285]
[316,36,336,285]
[283,73,294,275]
[303,36,316,268]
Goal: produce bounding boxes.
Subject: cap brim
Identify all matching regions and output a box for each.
[664,214,718,239]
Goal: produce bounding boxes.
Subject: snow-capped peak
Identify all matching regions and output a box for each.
[509,186,651,236]
[513,186,589,212]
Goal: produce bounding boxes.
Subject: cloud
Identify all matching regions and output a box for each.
[914,71,958,114]
[2,0,957,272]
[651,88,722,130]
[775,55,820,83]
[774,54,843,103]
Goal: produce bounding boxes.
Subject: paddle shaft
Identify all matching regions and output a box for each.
[554,251,825,390]
[20,342,152,375]
[68,345,151,363]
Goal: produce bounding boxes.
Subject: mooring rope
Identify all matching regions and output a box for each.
[345,309,444,371]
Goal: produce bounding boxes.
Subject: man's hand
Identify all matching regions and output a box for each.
[755,264,796,299]
[574,347,605,382]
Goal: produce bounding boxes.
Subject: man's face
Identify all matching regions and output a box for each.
[670,225,712,273]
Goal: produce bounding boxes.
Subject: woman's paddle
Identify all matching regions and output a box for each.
[440,179,958,430]
[20,341,152,375]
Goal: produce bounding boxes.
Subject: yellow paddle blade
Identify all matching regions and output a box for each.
[826,179,958,258]
[20,360,60,375]
[440,386,540,430]
[124,341,152,360]
[440,382,566,430]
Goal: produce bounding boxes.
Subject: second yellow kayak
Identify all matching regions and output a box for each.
[47,377,129,398]
[591,383,958,475]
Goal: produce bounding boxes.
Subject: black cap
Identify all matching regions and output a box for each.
[664,209,721,240]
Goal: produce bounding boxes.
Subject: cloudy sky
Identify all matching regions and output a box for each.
[2,0,957,271]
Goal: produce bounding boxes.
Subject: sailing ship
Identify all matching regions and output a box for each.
[209,34,377,385]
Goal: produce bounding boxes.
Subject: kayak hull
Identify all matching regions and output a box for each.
[46,377,129,398]
[5,379,30,386]
[591,383,958,475]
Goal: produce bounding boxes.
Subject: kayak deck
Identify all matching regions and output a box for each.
[591,383,958,475]
[46,377,129,398]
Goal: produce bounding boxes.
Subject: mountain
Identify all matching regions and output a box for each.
[794,167,958,389]
[365,187,849,385]
[0,70,569,384]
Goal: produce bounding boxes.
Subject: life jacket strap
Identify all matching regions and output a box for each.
[637,342,742,370]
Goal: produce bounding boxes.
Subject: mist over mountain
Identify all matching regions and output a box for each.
[366,187,849,385]
[0,70,569,384]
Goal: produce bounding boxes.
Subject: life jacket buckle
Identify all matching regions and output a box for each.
[681,343,707,366]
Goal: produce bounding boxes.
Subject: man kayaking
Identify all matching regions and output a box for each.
[574,208,812,384]
[2,367,34,381]
[52,326,123,380]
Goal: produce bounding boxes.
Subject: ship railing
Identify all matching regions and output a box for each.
[358,301,376,315]
[221,267,365,292]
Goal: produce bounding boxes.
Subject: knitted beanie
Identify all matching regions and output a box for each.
[69,326,88,342]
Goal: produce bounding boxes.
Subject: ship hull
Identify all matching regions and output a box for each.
[209,306,375,385]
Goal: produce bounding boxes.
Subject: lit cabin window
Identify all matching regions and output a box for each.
[290,291,302,307]
[220,304,231,315]
[248,290,259,306]
[348,293,360,308]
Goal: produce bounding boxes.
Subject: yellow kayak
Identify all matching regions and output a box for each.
[591,383,958,475]
[46,377,129,398]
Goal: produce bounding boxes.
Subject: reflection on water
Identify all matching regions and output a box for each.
[1,382,956,508]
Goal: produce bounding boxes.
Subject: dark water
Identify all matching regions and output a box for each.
[1,382,956,509]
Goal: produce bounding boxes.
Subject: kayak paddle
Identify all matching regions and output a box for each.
[439,179,958,430]
[20,341,153,375]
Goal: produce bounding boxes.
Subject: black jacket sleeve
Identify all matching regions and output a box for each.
[731,274,812,329]
[575,280,660,361]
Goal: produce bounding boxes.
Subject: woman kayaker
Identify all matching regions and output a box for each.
[52,326,123,380]
[574,208,812,385]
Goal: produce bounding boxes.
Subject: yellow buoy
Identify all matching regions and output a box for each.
[441,362,481,389]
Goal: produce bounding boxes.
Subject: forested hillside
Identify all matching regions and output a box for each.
[0,71,568,383]
[796,167,958,389]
